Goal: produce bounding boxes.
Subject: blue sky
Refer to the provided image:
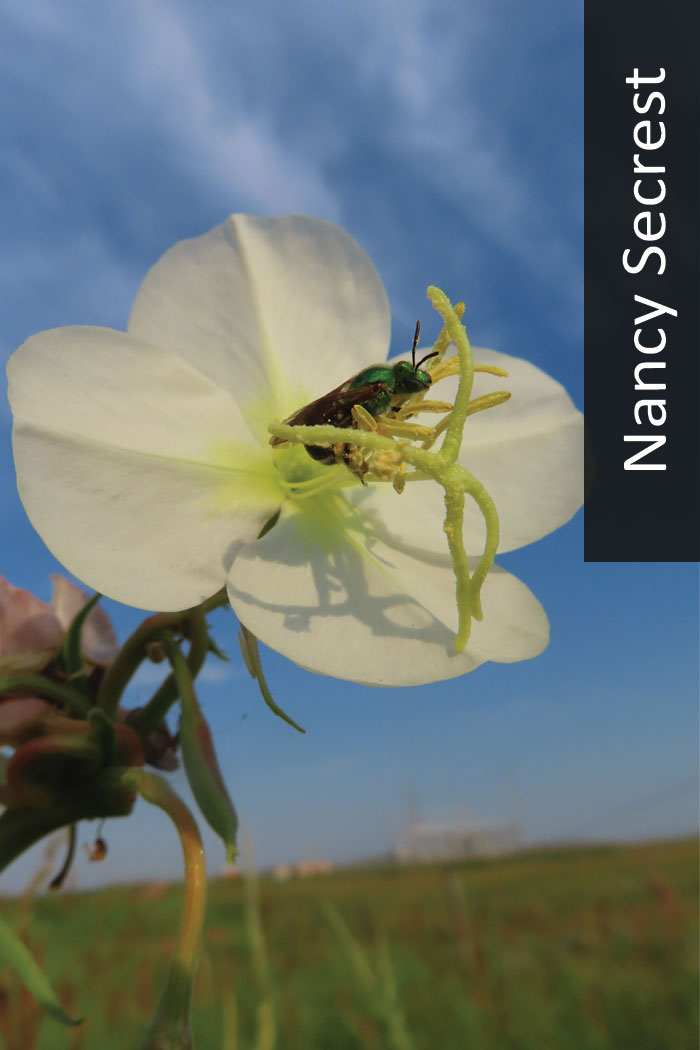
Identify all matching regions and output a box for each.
[1,0,697,891]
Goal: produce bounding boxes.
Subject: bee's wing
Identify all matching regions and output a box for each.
[270,379,388,446]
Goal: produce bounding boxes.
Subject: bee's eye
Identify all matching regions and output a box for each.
[404,376,428,392]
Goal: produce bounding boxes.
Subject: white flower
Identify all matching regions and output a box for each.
[7,215,583,686]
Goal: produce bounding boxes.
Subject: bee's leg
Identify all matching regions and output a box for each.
[384,399,455,449]
[336,442,369,484]
[392,399,453,420]
[351,402,434,442]
[372,416,435,442]
[350,404,378,431]
[351,398,459,463]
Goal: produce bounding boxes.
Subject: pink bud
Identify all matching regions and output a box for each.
[0,577,63,673]
[51,576,118,665]
[0,696,53,745]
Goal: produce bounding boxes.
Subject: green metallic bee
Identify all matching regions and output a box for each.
[269,322,438,475]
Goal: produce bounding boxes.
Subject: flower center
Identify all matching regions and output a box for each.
[271,443,350,502]
[266,287,509,655]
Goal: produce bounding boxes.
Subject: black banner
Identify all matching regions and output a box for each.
[584,0,700,561]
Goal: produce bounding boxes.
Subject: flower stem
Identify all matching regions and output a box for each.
[199,587,229,615]
[124,769,206,1050]
[0,674,90,716]
[128,608,209,739]
[97,613,185,719]
[131,770,206,975]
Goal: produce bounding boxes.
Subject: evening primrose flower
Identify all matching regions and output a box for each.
[7,215,583,686]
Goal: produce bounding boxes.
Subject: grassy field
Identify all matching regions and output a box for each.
[0,837,696,1050]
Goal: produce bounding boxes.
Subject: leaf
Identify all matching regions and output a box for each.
[59,591,102,677]
[164,639,239,863]
[0,913,82,1026]
[237,625,305,734]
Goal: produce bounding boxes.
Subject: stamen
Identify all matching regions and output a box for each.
[466,391,511,416]
[425,301,465,368]
[474,364,509,377]
[351,404,377,430]
[272,459,347,501]
[393,400,453,417]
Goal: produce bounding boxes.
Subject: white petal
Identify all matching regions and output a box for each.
[128,215,391,437]
[8,327,282,610]
[346,481,452,559]
[226,504,548,686]
[371,346,584,554]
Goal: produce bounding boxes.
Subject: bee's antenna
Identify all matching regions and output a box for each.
[416,350,439,369]
[411,320,421,367]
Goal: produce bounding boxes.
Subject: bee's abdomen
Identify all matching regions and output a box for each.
[306,444,337,464]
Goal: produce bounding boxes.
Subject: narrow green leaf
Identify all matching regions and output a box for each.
[0,913,82,1026]
[164,639,239,862]
[206,635,229,662]
[59,591,101,676]
[87,707,117,766]
[238,626,305,734]
[0,675,90,716]
[49,824,77,892]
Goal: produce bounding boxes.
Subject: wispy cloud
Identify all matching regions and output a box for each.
[1,0,344,362]
[126,1,342,219]
[1,0,582,513]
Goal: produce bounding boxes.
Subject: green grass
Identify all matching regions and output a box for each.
[0,837,697,1050]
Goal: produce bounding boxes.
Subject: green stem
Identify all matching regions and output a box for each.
[0,675,90,717]
[199,587,229,615]
[128,608,209,739]
[128,770,206,1050]
[128,770,206,975]
[49,824,77,891]
[97,612,192,719]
